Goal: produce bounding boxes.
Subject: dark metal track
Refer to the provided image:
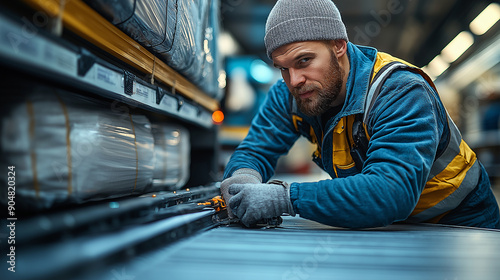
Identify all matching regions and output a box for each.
[2,185,221,280]
[15,185,220,245]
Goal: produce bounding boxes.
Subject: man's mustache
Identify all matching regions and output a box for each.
[293,84,318,95]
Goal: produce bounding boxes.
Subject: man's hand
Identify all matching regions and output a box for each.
[220,168,262,218]
[228,180,295,227]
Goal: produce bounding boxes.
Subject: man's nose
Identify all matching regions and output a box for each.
[289,68,305,88]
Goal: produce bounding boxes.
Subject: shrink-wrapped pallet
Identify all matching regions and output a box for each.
[161,0,199,80]
[83,0,174,49]
[151,124,190,190]
[0,87,155,210]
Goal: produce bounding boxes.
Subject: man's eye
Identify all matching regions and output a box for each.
[280,67,287,71]
[299,58,310,64]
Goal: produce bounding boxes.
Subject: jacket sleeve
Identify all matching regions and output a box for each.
[290,71,447,228]
[223,81,300,181]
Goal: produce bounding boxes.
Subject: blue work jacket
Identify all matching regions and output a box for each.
[224,43,500,229]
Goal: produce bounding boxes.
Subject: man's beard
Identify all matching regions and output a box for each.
[292,54,344,117]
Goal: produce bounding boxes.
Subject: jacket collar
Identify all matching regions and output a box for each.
[341,43,378,117]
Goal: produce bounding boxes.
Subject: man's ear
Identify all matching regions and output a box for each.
[333,39,348,58]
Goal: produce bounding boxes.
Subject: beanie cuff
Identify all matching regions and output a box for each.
[265,17,349,59]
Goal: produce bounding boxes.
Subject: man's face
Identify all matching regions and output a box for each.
[272,41,346,116]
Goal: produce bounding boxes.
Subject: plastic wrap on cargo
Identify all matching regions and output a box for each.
[201,0,222,99]
[84,0,221,98]
[0,88,155,210]
[185,0,208,88]
[151,0,181,54]
[175,0,220,99]
[151,124,190,190]
[160,0,198,76]
[84,0,171,48]
[162,0,221,99]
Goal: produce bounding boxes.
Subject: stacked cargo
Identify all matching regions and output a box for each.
[84,0,221,99]
[0,0,222,211]
[0,85,190,210]
[151,124,190,190]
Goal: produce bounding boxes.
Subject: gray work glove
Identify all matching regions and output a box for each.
[220,168,262,218]
[228,180,295,227]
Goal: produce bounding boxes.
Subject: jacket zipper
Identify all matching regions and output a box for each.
[321,117,341,178]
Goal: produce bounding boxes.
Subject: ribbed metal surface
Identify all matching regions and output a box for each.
[97,216,500,280]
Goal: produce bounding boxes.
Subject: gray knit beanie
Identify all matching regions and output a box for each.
[264,0,349,59]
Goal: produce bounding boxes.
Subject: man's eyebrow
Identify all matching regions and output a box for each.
[273,52,315,68]
[294,52,314,62]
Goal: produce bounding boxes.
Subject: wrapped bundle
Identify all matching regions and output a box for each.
[200,0,222,99]
[0,87,155,210]
[150,124,190,190]
[84,0,172,49]
[84,0,220,98]
[159,0,198,79]
[160,0,221,99]
[185,0,208,88]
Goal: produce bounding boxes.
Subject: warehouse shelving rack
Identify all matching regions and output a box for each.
[0,0,220,129]
[0,0,222,188]
[0,2,225,278]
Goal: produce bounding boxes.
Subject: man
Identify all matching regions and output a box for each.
[221,0,500,229]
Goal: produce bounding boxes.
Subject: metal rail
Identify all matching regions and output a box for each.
[16,185,220,245]
[8,185,222,280]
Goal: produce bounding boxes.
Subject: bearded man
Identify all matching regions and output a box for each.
[220,0,500,229]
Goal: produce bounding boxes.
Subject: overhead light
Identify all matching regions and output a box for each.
[218,32,240,56]
[441,31,474,63]
[250,59,274,84]
[218,70,227,89]
[469,3,500,35]
[426,55,450,78]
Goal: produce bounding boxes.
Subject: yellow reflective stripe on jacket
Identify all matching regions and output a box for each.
[408,132,480,222]
[372,52,437,92]
[372,52,418,80]
[369,53,480,223]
